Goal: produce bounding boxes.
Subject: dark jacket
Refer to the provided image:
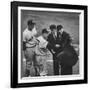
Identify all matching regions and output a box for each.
[47,31,71,54]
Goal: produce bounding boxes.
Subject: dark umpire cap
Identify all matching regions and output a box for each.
[49,24,56,30]
[42,28,49,34]
[27,20,36,25]
[57,25,63,31]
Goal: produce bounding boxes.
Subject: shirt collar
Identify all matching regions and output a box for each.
[59,29,63,35]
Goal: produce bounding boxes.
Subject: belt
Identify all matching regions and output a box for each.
[26,45,36,48]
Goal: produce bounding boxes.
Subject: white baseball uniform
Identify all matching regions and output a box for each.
[23,27,37,76]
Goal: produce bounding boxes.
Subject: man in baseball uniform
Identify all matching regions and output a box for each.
[23,20,38,77]
[35,29,50,76]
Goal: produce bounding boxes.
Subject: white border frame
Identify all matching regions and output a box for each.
[18,7,84,83]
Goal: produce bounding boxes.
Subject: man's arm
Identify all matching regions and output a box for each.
[23,41,26,51]
[47,35,56,54]
[23,31,26,51]
[61,32,72,48]
[47,35,52,50]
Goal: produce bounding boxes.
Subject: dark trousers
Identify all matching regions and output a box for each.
[61,65,72,75]
[25,69,30,77]
[53,55,59,75]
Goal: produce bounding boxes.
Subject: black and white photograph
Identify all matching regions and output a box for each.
[21,9,79,77]
[11,1,87,88]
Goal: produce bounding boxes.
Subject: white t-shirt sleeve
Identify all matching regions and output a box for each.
[32,27,37,36]
[37,36,48,48]
[23,29,33,42]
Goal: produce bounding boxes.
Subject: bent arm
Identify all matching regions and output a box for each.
[61,33,72,48]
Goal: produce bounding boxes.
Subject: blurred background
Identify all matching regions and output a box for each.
[21,10,80,78]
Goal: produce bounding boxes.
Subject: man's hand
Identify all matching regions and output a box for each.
[51,49,56,54]
[55,44,61,48]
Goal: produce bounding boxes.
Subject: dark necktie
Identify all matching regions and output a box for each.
[53,33,57,40]
[58,32,62,40]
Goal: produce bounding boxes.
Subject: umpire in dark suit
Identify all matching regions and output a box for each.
[47,24,61,75]
[47,24,78,75]
[56,25,78,75]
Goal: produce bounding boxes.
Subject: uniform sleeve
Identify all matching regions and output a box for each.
[23,31,26,50]
[23,30,33,42]
[32,27,37,36]
[37,36,48,48]
[42,41,48,48]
